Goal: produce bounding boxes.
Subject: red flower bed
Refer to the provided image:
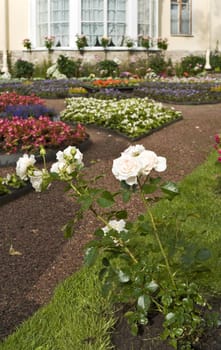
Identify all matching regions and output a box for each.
[0,92,45,112]
[0,116,88,154]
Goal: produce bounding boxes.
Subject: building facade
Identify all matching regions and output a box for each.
[0,0,220,74]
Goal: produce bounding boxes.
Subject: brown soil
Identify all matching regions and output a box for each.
[0,99,221,349]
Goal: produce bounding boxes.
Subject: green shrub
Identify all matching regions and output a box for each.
[13,59,34,78]
[147,53,168,75]
[57,55,81,78]
[96,59,119,77]
[178,55,205,76]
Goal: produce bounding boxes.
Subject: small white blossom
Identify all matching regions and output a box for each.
[16,154,36,180]
[102,219,127,234]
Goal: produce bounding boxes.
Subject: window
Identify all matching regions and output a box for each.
[137,0,158,46]
[36,0,69,47]
[171,0,191,35]
[81,0,126,46]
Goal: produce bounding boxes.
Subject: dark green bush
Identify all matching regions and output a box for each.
[147,54,168,75]
[13,59,34,78]
[57,55,81,78]
[96,59,119,77]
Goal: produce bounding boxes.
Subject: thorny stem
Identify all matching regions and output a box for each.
[138,178,176,289]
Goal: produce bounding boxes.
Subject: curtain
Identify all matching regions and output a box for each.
[36,0,69,47]
[81,0,126,46]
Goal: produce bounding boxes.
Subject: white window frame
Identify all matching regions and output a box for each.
[171,0,192,36]
[30,0,159,49]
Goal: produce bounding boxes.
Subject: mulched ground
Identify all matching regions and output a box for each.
[0,99,221,349]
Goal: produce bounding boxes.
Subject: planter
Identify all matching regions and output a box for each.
[0,182,32,206]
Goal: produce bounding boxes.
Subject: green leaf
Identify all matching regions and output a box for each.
[116,210,128,219]
[161,181,179,199]
[122,190,131,203]
[142,183,157,194]
[137,294,151,312]
[84,246,98,266]
[97,190,115,208]
[195,248,211,261]
[78,194,93,210]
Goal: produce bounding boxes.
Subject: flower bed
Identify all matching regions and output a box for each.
[61,97,182,139]
[1,78,221,104]
[0,116,88,154]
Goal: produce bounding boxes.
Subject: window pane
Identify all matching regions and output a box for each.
[171,2,178,34]
[171,0,191,35]
[36,0,48,46]
[81,0,104,44]
[36,0,69,47]
[181,2,190,34]
[138,0,150,36]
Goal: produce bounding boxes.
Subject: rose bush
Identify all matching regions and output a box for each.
[12,144,218,349]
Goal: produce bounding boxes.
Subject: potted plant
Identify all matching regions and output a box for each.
[125,37,134,49]
[76,34,88,51]
[44,36,55,52]
[139,35,151,49]
[101,36,110,49]
[23,38,32,52]
[157,37,168,50]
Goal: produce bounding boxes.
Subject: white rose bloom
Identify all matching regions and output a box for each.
[56,146,83,166]
[112,155,141,185]
[16,154,36,180]
[29,170,44,192]
[102,219,127,234]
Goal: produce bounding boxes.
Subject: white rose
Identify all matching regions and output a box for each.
[112,155,141,185]
[29,170,44,192]
[16,154,36,180]
[102,219,127,234]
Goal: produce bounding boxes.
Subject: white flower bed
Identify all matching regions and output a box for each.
[61,97,182,138]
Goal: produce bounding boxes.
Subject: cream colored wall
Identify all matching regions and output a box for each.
[8,0,29,50]
[1,0,221,67]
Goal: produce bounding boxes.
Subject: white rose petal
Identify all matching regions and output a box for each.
[112,155,141,185]
[29,170,43,192]
[137,150,158,175]
[50,160,65,174]
[122,144,145,157]
[16,154,36,180]
[154,156,167,172]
